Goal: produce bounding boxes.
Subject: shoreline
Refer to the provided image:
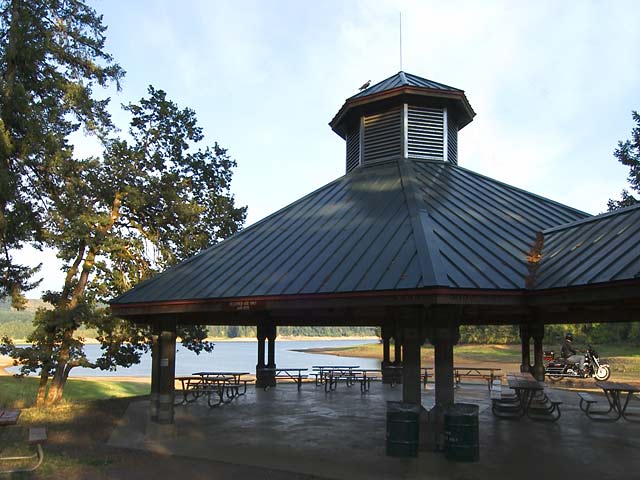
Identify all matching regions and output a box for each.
[7,335,379,344]
[0,337,378,382]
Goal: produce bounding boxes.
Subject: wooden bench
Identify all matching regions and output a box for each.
[206,381,254,408]
[578,392,598,413]
[529,391,563,422]
[0,427,47,474]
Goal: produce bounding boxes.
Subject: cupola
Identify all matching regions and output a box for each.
[330,72,475,173]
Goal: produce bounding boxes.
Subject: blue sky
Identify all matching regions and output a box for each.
[18,0,640,296]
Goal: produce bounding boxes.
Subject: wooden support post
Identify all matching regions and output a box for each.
[149,325,161,421]
[520,324,532,373]
[156,321,176,425]
[401,327,422,404]
[531,323,545,381]
[423,307,461,452]
[429,324,460,409]
[394,331,402,365]
[381,323,395,384]
[256,319,276,388]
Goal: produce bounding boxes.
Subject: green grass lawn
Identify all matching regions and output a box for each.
[0,375,149,477]
[0,376,149,409]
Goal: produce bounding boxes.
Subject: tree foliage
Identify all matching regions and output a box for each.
[0,87,246,404]
[608,111,640,211]
[0,1,246,405]
[0,0,124,306]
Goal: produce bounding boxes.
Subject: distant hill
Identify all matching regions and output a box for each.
[0,298,377,340]
[0,297,51,312]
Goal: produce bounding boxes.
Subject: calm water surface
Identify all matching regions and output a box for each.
[9,339,379,377]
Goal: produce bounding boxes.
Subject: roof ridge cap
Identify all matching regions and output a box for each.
[397,158,448,287]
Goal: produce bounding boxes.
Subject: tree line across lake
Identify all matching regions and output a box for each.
[1,299,638,345]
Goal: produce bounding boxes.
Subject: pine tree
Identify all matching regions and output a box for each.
[608,111,640,211]
[0,0,124,306]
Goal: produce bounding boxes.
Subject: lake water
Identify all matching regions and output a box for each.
[8,339,380,377]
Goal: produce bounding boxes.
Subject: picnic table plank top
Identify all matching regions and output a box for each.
[596,381,640,392]
[456,367,502,371]
[311,365,359,369]
[0,409,20,426]
[193,371,251,376]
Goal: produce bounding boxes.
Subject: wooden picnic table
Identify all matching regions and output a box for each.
[0,409,20,427]
[192,371,250,383]
[454,367,502,390]
[492,372,561,421]
[352,369,382,393]
[175,372,252,408]
[0,409,48,474]
[261,368,308,391]
[312,366,361,392]
[588,381,640,422]
[311,366,359,386]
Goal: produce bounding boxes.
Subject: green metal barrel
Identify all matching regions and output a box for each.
[444,403,479,462]
[386,401,420,457]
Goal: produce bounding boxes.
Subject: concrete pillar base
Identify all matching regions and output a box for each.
[148,392,158,421]
[382,363,402,384]
[255,367,276,388]
[421,404,445,452]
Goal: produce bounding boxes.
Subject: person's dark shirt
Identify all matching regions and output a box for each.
[561,339,576,359]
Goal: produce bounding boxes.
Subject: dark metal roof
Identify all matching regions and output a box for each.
[535,203,640,289]
[111,159,588,306]
[348,72,463,101]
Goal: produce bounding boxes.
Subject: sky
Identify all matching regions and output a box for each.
[16,0,640,297]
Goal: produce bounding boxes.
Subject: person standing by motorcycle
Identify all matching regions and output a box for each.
[561,333,584,370]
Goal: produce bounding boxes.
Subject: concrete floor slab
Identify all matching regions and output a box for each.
[109,382,640,480]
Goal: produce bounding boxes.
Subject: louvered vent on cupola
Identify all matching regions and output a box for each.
[447,118,458,165]
[407,106,448,161]
[345,127,360,173]
[362,106,403,164]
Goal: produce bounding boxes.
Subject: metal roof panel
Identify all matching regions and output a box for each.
[112,159,593,306]
[536,204,640,288]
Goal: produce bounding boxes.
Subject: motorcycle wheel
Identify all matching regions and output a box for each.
[546,375,563,382]
[594,365,611,381]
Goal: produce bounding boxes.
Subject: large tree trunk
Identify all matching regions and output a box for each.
[46,330,73,404]
[36,372,49,406]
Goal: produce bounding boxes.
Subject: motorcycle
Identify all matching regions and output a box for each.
[544,345,611,381]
